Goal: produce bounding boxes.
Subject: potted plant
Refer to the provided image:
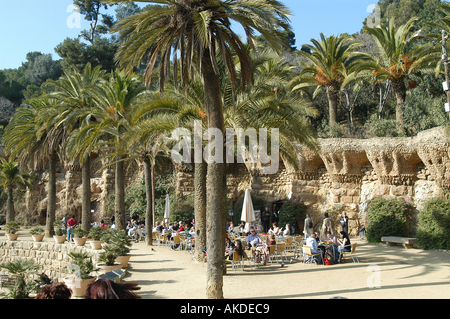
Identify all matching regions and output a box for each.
[107,230,132,268]
[88,226,104,250]
[53,220,66,244]
[30,226,45,242]
[64,252,98,297]
[72,227,88,246]
[5,221,20,241]
[0,260,41,299]
[96,245,123,274]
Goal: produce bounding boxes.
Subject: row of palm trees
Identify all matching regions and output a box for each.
[292,2,450,132]
[3,0,450,299]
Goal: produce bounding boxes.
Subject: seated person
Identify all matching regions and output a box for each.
[268,222,281,236]
[283,224,291,236]
[325,231,339,261]
[267,234,276,247]
[337,231,351,262]
[246,227,262,247]
[306,233,323,263]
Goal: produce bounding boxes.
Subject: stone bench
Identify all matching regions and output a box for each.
[381,236,417,249]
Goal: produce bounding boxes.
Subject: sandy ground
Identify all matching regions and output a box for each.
[3,228,450,299]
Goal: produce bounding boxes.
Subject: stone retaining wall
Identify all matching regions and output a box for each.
[0,240,101,282]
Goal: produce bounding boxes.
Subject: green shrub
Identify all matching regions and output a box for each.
[364,114,399,137]
[366,197,414,243]
[416,198,450,250]
[278,197,307,229]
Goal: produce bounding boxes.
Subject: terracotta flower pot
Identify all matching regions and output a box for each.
[53,235,66,244]
[96,263,123,274]
[89,240,104,250]
[73,237,88,246]
[115,255,131,268]
[6,233,19,241]
[64,276,96,297]
[32,234,44,242]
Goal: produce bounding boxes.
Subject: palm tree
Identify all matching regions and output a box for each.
[105,0,292,299]
[361,17,423,128]
[0,158,34,223]
[290,32,372,126]
[2,98,63,236]
[48,63,106,233]
[75,70,146,231]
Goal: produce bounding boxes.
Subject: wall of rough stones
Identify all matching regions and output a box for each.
[0,240,101,281]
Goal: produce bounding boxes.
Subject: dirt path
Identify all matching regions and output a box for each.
[125,237,450,299]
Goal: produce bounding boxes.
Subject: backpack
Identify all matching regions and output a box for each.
[307,219,313,228]
[324,257,332,265]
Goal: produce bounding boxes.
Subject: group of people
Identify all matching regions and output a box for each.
[225,226,282,266]
[35,279,141,299]
[151,220,196,250]
[303,211,351,264]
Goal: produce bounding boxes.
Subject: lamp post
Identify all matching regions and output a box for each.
[414,29,450,117]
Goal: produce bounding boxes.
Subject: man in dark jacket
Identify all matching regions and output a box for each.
[262,207,271,233]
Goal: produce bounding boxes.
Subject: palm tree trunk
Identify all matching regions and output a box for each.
[326,85,338,126]
[81,153,91,233]
[144,156,153,245]
[151,163,155,226]
[115,156,126,231]
[194,161,207,262]
[202,50,226,299]
[392,79,406,130]
[5,186,14,224]
[45,150,57,237]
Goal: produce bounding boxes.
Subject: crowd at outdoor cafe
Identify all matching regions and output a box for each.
[146,203,355,270]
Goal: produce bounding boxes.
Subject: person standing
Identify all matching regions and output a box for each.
[320,212,334,240]
[272,209,279,225]
[340,211,349,235]
[304,213,314,237]
[262,207,271,233]
[67,215,77,242]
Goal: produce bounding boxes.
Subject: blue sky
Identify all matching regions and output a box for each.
[0,0,378,70]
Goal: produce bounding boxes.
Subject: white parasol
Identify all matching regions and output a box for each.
[240,189,255,233]
[164,194,170,223]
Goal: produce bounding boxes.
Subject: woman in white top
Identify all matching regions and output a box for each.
[283,224,291,236]
[269,222,281,236]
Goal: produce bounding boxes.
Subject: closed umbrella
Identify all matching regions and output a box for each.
[241,189,255,233]
[164,194,170,223]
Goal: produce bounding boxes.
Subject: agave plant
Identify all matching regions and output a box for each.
[4,221,20,234]
[53,220,65,236]
[0,260,41,299]
[30,226,44,236]
[67,252,97,280]
[98,245,121,266]
[104,230,132,256]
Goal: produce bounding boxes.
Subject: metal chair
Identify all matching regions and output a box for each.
[230,251,244,273]
[274,243,287,263]
[303,245,323,267]
[339,243,359,263]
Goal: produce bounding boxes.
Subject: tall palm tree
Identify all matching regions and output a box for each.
[48,63,106,233]
[75,70,146,231]
[0,158,34,223]
[104,0,292,299]
[2,98,64,236]
[360,17,422,127]
[290,32,372,126]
